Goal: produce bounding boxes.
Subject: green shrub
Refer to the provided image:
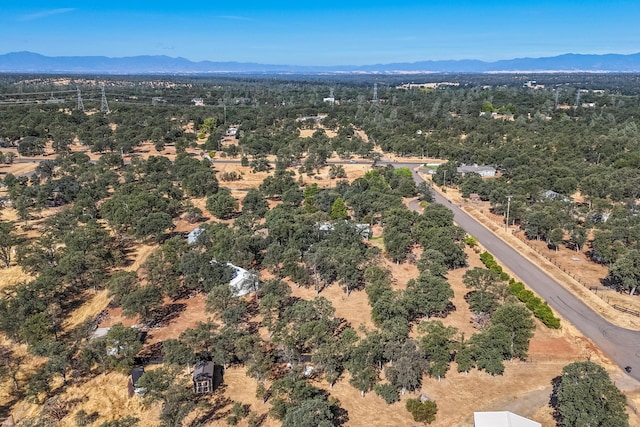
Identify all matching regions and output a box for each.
[534,304,561,329]
[406,398,438,424]
[517,289,535,303]
[374,383,400,404]
[509,281,525,295]
[479,252,494,264]
[465,236,478,247]
[525,296,542,312]
[481,252,561,329]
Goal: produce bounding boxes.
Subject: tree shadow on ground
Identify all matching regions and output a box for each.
[549,375,562,424]
[148,303,186,328]
[188,395,232,426]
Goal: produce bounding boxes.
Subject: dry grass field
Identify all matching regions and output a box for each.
[1,141,639,426]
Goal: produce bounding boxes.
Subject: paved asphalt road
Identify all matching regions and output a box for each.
[394,163,640,380]
[10,155,640,378]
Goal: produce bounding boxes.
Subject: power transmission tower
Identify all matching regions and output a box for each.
[100,85,110,113]
[372,83,378,104]
[76,87,85,112]
[575,89,581,107]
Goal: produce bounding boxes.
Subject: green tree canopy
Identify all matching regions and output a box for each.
[553,361,629,427]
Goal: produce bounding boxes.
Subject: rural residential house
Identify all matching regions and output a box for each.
[222,262,258,296]
[186,227,259,296]
[457,165,497,177]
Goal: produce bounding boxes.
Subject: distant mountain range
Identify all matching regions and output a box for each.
[2,51,640,74]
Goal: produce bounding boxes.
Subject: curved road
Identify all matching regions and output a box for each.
[395,162,640,380]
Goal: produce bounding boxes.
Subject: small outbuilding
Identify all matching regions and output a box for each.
[128,367,146,397]
[187,227,203,244]
[193,361,216,394]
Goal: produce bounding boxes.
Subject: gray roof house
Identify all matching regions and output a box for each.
[187,227,204,244]
[193,361,216,394]
[128,367,146,397]
[457,165,497,177]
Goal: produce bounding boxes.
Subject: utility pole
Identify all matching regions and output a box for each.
[505,195,513,233]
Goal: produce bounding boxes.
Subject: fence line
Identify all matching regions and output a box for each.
[475,208,640,315]
[612,304,640,317]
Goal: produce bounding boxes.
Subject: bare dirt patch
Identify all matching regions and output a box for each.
[299,128,337,139]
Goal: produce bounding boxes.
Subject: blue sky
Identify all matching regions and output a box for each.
[2,1,639,65]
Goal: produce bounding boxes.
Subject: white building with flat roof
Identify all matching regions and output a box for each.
[474,411,541,427]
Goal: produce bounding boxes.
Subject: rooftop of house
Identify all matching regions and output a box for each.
[193,361,215,380]
[457,164,496,173]
[474,411,541,427]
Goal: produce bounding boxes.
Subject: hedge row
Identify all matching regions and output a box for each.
[479,251,510,281]
[480,251,561,329]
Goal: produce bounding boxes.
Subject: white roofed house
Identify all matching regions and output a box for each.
[185,227,260,296]
[226,262,259,297]
[541,190,571,202]
[474,411,541,427]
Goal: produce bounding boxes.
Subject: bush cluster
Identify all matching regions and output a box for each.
[480,252,561,329]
